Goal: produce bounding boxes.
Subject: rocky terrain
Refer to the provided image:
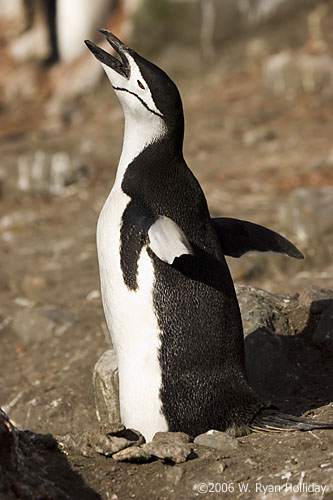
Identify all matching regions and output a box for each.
[1,1,333,498]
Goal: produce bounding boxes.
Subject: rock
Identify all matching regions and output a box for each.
[45,56,104,130]
[1,146,93,199]
[136,0,322,58]
[0,269,10,292]
[165,466,184,485]
[119,428,145,445]
[263,50,295,94]
[0,209,38,232]
[235,284,296,336]
[44,307,75,337]
[58,429,129,458]
[245,328,302,399]
[93,349,120,425]
[0,314,11,332]
[9,24,50,62]
[112,445,152,462]
[58,432,96,458]
[290,286,333,333]
[58,423,192,463]
[226,254,263,283]
[313,304,333,353]
[245,37,269,65]
[59,426,145,459]
[12,309,55,345]
[0,0,26,26]
[0,408,95,499]
[23,430,57,449]
[17,150,74,195]
[86,289,101,301]
[99,422,125,435]
[12,307,75,345]
[142,439,192,464]
[0,409,15,457]
[263,49,332,94]
[279,188,333,268]
[3,149,91,198]
[152,431,191,444]
[194,430,239,452]
[91,434,130,457]
[297,51,332,94]
[4,66,41,102]
[22,275,47,296]
[298,286,333,314]
[242,127,276,146]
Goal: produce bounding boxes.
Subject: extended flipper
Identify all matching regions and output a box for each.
[212,217,303,259]
[148,215,193,264]
[250,408,333,433]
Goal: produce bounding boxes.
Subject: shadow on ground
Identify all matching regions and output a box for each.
[246,298,333,415]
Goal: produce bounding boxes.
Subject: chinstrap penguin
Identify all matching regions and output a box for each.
[85,31,333,442]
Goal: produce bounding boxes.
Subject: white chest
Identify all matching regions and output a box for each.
[96,187,168,441]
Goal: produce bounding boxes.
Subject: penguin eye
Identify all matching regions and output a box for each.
[137,80,145,90]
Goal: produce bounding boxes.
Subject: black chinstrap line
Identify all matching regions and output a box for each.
[112,86,163,118]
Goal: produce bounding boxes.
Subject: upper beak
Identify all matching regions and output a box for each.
[84,30,130,79]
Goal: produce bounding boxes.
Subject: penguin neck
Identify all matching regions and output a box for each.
[114,109,184,188]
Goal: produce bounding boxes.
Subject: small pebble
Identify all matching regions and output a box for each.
[194,430,239,452]
[112,445,152,462]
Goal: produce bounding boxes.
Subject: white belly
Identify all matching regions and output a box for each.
[96,187,168,441]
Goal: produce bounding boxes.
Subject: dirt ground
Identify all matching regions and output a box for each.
[1,6,333,499]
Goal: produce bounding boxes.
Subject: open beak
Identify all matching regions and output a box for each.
[84,30,130,79]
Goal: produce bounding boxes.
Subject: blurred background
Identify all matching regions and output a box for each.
[0,0,332,445]
[0,0,332,301]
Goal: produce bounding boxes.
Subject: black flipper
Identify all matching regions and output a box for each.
[123,203,193,265]
[250,408,333,433]
[212,217,304,259]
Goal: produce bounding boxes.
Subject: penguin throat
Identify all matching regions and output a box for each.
[114,110,167,187]
[112,86,163,119]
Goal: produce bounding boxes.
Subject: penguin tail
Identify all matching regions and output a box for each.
[250,408,333,433]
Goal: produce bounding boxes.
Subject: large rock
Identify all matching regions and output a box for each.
[93,349,120,424]
[298,285,333,312]
[0,408,98,499]
[237,284,333,398]
[295,285,333,332]
[235,284,297,336]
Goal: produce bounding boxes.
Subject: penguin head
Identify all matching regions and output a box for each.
[85,31,184,139]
